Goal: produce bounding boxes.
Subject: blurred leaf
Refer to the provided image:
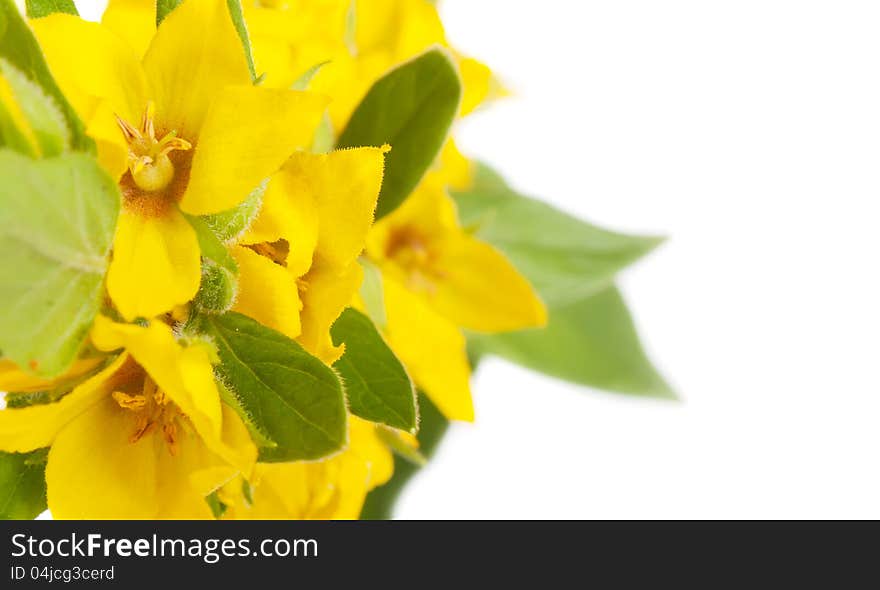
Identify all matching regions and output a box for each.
[203,312,347,462]
[471,286,673,398]
[291,61,329,91]
[337,48,461,219]
[0,0,91,151]
[454,163,664,307]
[331,308,417,432]
[359,258,386,328]
[25,0,77,18]
[0,450,47,520]
[361,392,448,520]
[0,60,70,157]
[0,151,119,377]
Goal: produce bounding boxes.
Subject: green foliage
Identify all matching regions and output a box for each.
[470,287,674,398]
[0,0,91,152]
[454,164,665,307]
[225,0,257,82]
[203,312,347,462]
[358,258,386,328]
[337,48,462,219]
[0,151,119,377]
[291,61,329,91]
[454,163,672,398]
[25,0,78,18]
[0,450,48,520]
[331,308,417,432]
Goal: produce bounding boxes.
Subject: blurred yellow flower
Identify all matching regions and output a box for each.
[221,417,392,519]
[0,316,255,519]
[32,0,326,320]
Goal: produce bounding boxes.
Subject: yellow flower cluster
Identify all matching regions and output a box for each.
[0,0,545,520]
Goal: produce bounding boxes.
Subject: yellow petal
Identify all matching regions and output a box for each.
[298,262,363,364]
[382,277,474,422]
[181,87,329,215]
[101,0,156,59]
[30,14,148,125]
[85,100,129,180]
[240,170,319,278]
[458,55,493,117]
[283,147,387,269]
[231,246,303,340]
[354,0,445,56]
[47,396,160,519]
[0,355,128,453]
[142,0,251,140]
[430,234,548,333]
[435,138,474,192]
[91,317,222,451]
[106,206,201,321]
[0,356,104,393]
[349,417,394,490]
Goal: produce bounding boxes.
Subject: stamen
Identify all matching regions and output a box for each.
[115,101,192,193]
[112,391,147,410]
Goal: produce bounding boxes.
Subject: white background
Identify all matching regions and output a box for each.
[70,1,880,518]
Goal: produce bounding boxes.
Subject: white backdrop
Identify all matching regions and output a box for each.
[67,0,880,519]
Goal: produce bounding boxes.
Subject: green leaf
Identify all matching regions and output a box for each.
[203,312,347,462]
[331,308,417,432]
[361,392,448,520]
[155,0,183,26]
[453,163,664,308]
[0,0,91,152]
[0,150,119,377]
[0,60,69,157]
[0,450,47,520]
[225,0,257,83]
[337,48,462,219]
[291,61,329,91]
[187,214,237,274]
[470,286,674,399]
[203,184,264,243]
[25,0,78,18]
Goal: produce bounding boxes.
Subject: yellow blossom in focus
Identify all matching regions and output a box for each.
[0,316,256,519]
[32,0,327,320]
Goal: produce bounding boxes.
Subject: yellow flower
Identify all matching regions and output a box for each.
[32,0,327,320]
[220,417,392,520]
[231,146,387,364]
[366,178,547,421]
[0,316,256,519]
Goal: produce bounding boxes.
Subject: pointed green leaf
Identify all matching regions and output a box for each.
[470,286,674,398]
[203,312,347,462]
[25,0,78,18]
[291,61,329,91]
[331,308,417,432]
[225,0,257,82]
[0,450,47,520]
[337,48,462,219]
[0,150,120,377]
[0,0,91,152]
[453,163,664,307]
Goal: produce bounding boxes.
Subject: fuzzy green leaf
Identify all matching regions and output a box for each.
[203,185,264,243]
[0,450,47,520]
[0,0,91,152]
[225,0,257,82]
[204,312,347,462]
[0,151,119,377]
[331,308,417,432]
[25,0,78,18]
[0,60,70,157]
[337,48,461,219]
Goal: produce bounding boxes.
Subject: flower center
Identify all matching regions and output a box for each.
[112,373,185,455]
[116,102,192,193]
[384,228,444,293]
